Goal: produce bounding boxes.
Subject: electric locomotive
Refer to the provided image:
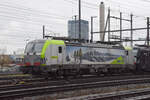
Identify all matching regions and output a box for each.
[22,39,135,76]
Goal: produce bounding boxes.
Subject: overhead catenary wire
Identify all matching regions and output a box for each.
[0,6,70,22]
[109,0,150,10]
[0,2,70,38]
[64,0,149,19]
[63,0,98,10]
[0,13,67,27]
[1,0,149,19]
[0,2,70,19]
[105,0,150,19]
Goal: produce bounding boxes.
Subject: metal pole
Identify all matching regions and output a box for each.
[120,12,122,43]
[108,8,110,42]
[147,17,149,46]
[91,17,93,42]
[79,0,81,41]
[74,15,77,39]
[103,14,109,40]
[91,16,97,42]
[130,14,133,47]
[43,25,45,39]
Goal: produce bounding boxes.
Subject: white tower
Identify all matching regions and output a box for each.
[100,2,105,41]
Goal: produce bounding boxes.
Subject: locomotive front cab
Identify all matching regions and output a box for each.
[23,39,65,74]
[24,40,45,67]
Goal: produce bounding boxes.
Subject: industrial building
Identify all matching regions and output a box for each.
[68,19,89,40]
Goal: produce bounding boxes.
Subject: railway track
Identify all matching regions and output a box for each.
[64,88,150,100]
[0,74,150,90]
[0,73,148,86]
[1,74,150,100]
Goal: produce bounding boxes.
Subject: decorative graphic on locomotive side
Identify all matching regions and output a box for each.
[66,46,125,64]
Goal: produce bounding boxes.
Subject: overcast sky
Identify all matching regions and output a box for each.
[0,0,150,54]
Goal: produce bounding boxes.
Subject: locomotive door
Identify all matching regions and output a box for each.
[57,46,63,64]
[125,50,134,64]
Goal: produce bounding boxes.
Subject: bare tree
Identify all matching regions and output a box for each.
[0,48,7,69]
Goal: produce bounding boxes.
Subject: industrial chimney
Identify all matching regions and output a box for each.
[100,2,105,41]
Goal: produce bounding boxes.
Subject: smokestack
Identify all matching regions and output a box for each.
[100,2,105,41]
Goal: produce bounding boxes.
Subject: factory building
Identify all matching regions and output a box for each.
[68,20,89,40]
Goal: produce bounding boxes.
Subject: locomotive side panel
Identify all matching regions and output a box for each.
[65,45,126,65]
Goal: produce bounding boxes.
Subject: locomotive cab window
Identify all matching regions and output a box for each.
[58,47,62,53]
